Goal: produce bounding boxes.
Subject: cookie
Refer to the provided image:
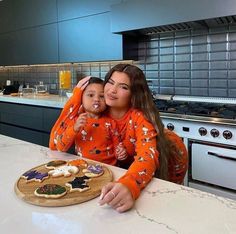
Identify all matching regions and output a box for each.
[48,165,79,177]
[68,159,88,167]
[45,160,67,169]
[82,164,104,178]
[65,176,91,192]
[21,170,49,183]
[34,184,67,199]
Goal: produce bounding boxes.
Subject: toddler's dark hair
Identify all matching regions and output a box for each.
[88,77,104,85]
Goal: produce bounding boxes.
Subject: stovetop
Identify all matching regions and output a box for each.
[155,99,236,126]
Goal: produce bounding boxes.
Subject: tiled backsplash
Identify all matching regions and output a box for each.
[0,61,132,94]
[1,25,236,98]
[136,26,236,98]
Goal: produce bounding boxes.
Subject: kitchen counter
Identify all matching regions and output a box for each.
[0,134,236,234]
[0,94,68,108]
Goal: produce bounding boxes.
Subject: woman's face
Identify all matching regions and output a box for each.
[104,71,132,109]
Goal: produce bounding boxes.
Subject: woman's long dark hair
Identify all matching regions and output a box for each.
[104,63,172,180]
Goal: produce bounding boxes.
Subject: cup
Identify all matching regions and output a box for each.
[59,71,71,90]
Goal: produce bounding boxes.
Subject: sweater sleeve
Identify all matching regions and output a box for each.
[49,87,83,151]
[117,111,159,200]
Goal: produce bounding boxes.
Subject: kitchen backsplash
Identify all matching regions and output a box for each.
[0,25,236,97]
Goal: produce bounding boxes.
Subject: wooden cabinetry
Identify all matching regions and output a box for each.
[0,102,61,147]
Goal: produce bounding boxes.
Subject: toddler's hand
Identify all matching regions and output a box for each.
[74,113,88,132]
[115,143,127,161]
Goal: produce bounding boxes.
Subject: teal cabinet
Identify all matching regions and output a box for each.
[58,12,123,62]
[0,102,61,147]
[12,0,57,30]
[14,24,59,65]
[57,0,122,21]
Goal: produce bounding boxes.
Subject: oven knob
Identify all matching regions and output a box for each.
[198,127,207,136]
[210,129,219,138]
[167,123,174,131]
[223,130,232,139]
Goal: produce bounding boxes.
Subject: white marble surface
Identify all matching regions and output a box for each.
[0,94,67,108]
[0,134,236,234]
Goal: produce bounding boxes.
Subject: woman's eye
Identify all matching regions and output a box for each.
[120,85,129,90]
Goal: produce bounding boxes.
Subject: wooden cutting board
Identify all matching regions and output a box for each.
[14,159,113,207]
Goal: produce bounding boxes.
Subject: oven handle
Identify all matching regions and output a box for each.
[208,151,236,161]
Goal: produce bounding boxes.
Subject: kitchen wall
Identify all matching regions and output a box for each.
[135,26,236,98]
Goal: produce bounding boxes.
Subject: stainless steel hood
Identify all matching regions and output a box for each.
[111,0,236,35]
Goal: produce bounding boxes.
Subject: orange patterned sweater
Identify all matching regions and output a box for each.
[49,87,159,199]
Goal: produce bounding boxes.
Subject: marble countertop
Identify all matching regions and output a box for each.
[0,134,236,234]
[0,94,67,108]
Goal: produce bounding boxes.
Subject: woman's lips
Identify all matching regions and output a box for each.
[106,93,117,100]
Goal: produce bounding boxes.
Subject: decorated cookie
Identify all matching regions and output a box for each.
[82,164,104,177]
[21,170,49,183]
[45,160,67,169]
[34,184,67,198]
[65,176,91,192]
[48,165,79,177]
[68,159,88,167]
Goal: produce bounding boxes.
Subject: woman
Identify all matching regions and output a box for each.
[50,64,188,213]
[98,64,187,212]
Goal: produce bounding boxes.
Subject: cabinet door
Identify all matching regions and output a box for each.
[14,24,59,65]
[42,108,61,132]
[1,123,44,145]
[57,0,122,21]
[58,12,122,62]
[0,33,15,66]
[12,0,57,30]
[0,103,43,130]
[0,0,15,33]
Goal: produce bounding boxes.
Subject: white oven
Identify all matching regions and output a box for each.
[191,142,236,190]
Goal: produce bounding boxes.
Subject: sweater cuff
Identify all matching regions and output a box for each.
[118,176,141,200]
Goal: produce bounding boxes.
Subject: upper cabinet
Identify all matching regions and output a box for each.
[111,0,236,33]
[57,0,122,21]
[13,24,59,65]
[58,13,123,62]
[0,0,15,33]
[12,0,57,29]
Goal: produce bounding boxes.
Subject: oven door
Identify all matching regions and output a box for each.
[191,143,236,190]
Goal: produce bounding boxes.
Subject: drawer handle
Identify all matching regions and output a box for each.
[208,151,236,161]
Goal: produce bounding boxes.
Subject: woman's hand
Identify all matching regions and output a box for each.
[98,182,134,213]
[74,113,87,132]
[76,76,91,90]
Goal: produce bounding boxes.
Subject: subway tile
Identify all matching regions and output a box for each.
[175,62,190,70]
[159,63,174,70]
[191,79,208,87]
[228,32,236,41]
[191,70,209,79]
[209,51,227,60]
[209,79,227,88]
[229,51,236,60]
[191,88,208,96]
[228,79,236,88]
[160,47,173,55]
[145,71,158,79]
[160,39,174,47]
[160,79,174,86]
[160,87,174,94]
[160,54,174,62]
[175,37,191,46]
[210,42,227,52]
[192,44,207,53]
[192,53,208,61]
[208,33,227,43]
[228,89,236,97]
[145,55,159,63]
[175,79,190,87]
[209,70,227,79]
[209,88,227,97]
[175,54,190,62]
[229,61,236,70]
[209,61,227,70]
[159,71,174,78]
[191,34,208,44]
[145,63,158,70]
[147,48,159,56]
[175,45,190,54]
[229,42,236,50]
[174,87,190,95]
[191,62,209,70]
[175,71,190,78]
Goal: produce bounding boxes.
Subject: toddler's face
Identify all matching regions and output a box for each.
[82,83,106,115]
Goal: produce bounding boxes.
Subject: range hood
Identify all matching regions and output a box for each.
[111,0,236,35]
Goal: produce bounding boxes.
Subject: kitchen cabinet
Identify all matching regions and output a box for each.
[13,24,59,65]
[58,12,123,62]
[12,0,57,30]
[57,0,122,21]
[0,0,15,33]
[0,32,15,66]
[0,102,61,147]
